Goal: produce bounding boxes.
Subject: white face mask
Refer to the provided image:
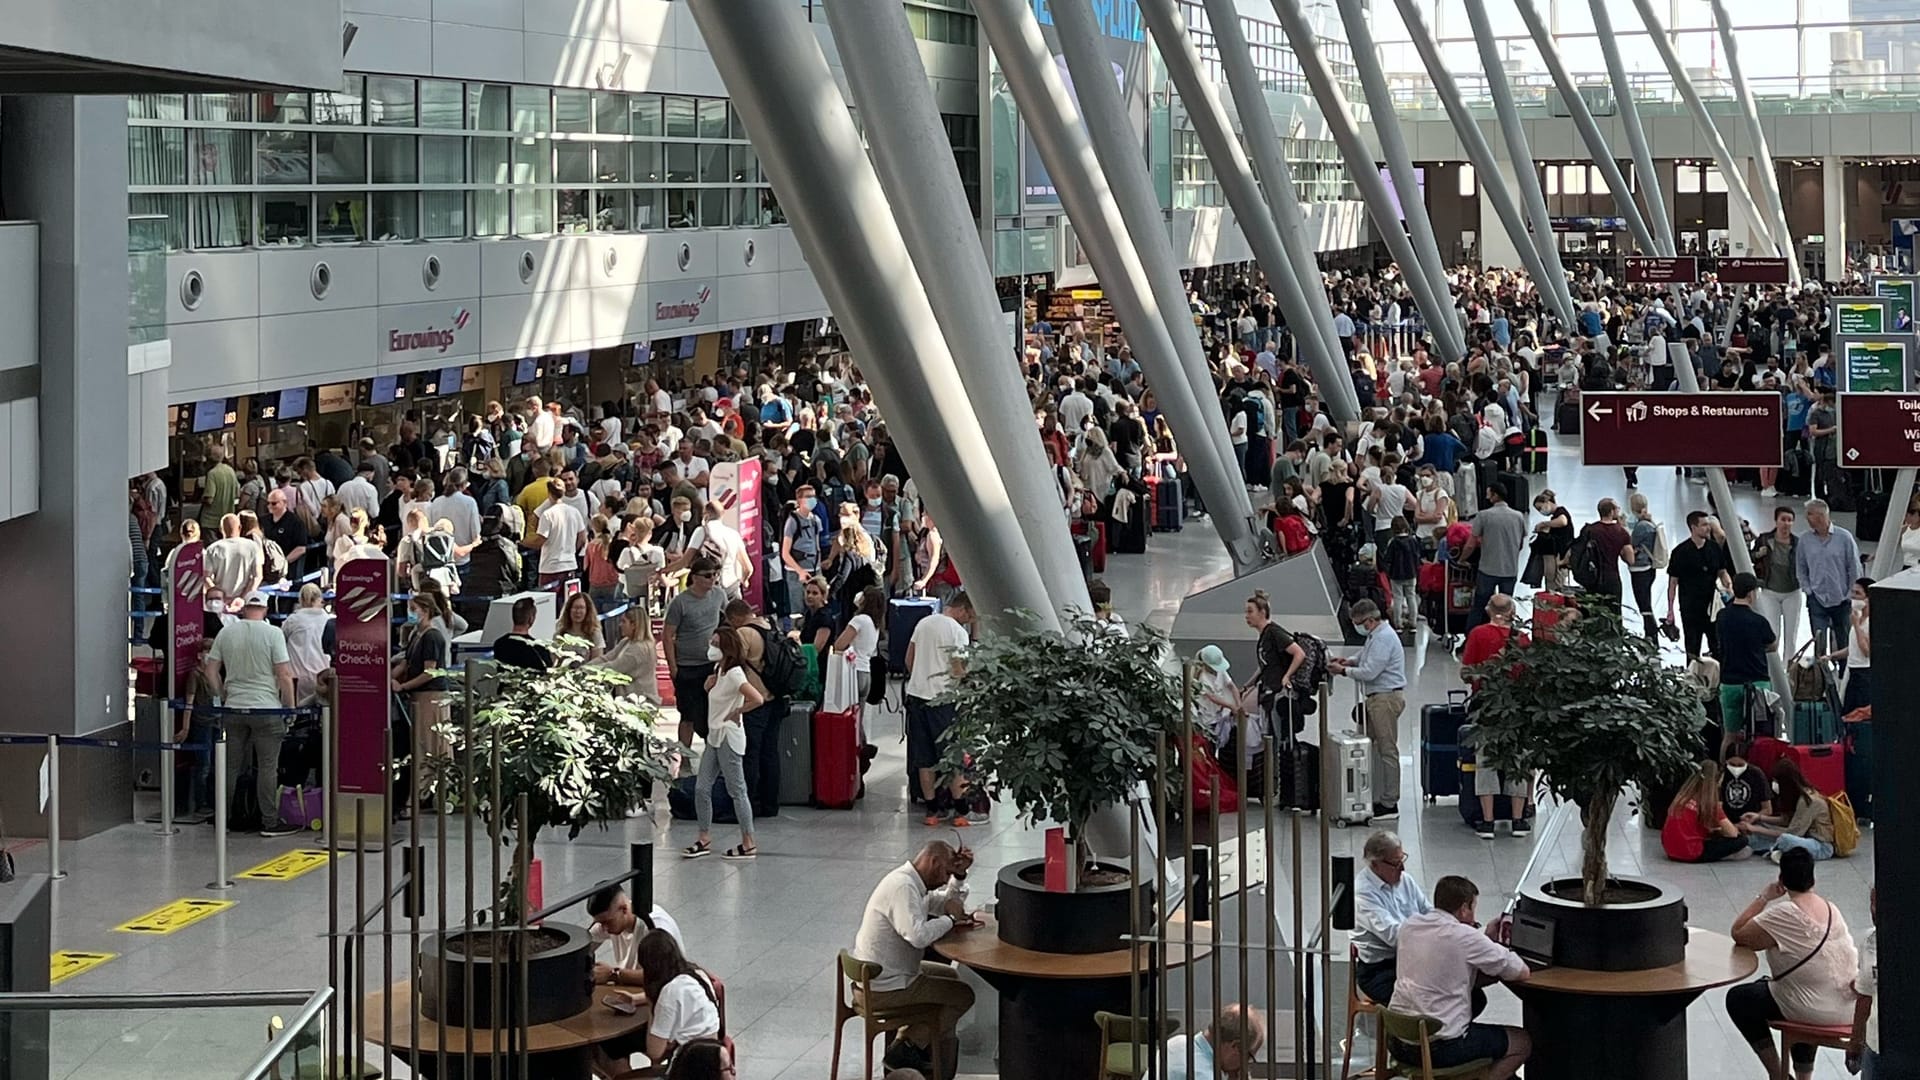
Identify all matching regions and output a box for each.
[1852,597,1868,611]
[706,645,723,663]
[676,510,691,523]
[1771,781,1782,795]
[1726,763,1747,777]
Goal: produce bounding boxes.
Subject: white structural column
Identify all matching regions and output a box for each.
[1337,0,1465,361]
[686,0,1053,629]
[1138,0,1358,422]
[1590,0,1674,251]
[1628,0,1786,268]
[1461,0,1572,303]
[1512,0,1656,256]
[823,0,1088,619]
[1709,0,1798,281]
[1825,156,1848,283]
[1393,0,1575,324]
[973,0,1264,571]
[1265,0,1466,366]
[1195,0,1355,415]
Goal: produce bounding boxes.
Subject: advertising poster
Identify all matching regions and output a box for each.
[1019,0,1151,209]
[709,459,765,612]
[1842,339,1909,394]
[333,558,393,796]
[1832,298,1890,335]
[166,542,204,700]
[1873,276,1917,330]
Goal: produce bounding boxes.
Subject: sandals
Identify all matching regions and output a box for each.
[681,840,711,859]
[720,844,758,861]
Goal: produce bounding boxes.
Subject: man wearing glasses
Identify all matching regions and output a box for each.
[1352,830,1429,1006]
[663,555,727,750]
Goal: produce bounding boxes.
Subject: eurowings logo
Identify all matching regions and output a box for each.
[655,286,712,324]
[389,308,470,354]
[175,569,204,598]
[339,585,389,624]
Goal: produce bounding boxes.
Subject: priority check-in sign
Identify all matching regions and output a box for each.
[1579,392,1783,468]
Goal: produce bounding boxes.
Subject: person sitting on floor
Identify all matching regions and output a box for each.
[1740,759,1835,862]
[1390,876,1532,1080]
[1165,1003,1266,1079]
[1662,760,1753,863]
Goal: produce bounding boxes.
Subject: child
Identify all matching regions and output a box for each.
[1383,520,1423,635]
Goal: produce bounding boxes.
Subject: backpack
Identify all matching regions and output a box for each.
[1275,515,1312,555]
[1828,791,1860,857]
[1568,527,1606,591]
[1651,523,1671,571]
[256,536,290,584]
[418,531,455,574]
[757,625,804,697]
[1288,632,1329,697]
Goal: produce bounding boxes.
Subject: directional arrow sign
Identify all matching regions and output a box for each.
[1579,392,1783,468]
[1837,393,1920,468]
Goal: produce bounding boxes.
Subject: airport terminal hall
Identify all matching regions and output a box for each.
[8,0,1920,1077]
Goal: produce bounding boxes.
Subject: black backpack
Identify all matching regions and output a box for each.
[757,625,804,698]
[1568,527,1606,591]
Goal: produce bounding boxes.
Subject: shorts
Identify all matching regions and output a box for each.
[1472,764,1530,799]
[905,695,958,773]
[1394,1022,1511,1070]
[673,662,716,737]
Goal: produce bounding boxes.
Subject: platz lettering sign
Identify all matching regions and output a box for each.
[1837,393,1920,468]
[1579,392,1783,468]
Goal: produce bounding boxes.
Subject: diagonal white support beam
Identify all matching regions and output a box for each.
[1708,0,1800,283]
[1590,0,1674,251]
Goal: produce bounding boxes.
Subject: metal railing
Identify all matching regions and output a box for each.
[1382,67,1920,118]
[0,987,328,1080]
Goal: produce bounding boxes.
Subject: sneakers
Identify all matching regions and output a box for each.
[923,809,950,827]
[1512,818,1533,837]
[883,1038,932,1073]
[1762,486,1778,497]
[1475,823,1497,840]
[1371,803,1400,820]
[1768,848,1784,865]
[258,822,301,838]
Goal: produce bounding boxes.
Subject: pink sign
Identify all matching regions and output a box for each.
[334,558,393,795]
[714,459,764,611]
[167,542,204,700]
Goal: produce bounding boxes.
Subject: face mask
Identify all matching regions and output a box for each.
[868,497,882,507]
[1771,781,1782,795]
[705,645,723,663]
[1726,763,1747,777]
[676,510,691,523]
[1852,598,1868,611]
[1420,476,1436,489]
[406,610,422,625]
[799,497,815,512]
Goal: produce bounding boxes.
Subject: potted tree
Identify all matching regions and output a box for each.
[937,612,1183,954]
[1462,606,1702,972]
[417,644,679,1027]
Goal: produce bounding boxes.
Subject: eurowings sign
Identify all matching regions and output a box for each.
[649,281,717,332]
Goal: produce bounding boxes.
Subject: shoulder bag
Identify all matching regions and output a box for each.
[1768,902,1834,985]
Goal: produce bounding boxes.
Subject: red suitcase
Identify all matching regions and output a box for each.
[1073,520,1107,573]
[1747,736,1790,781]
[1786,742,1845,796]
[813,707,860,810]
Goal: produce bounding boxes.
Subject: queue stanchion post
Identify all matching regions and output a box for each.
[46,735,64,880]
[156,719,177,837]
[209,725,232,890]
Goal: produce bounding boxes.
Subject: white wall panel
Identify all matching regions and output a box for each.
[259,310,380,386]
[525,30,624,89]
[480,237,565,296]
[717,272,781,324]
[584,284,650,343]
[377,299,482,364]
[6,398,38,520]
[343,13,437,78]
[435,0,523,31]
[713,229,773,277]
[165,251,259,325]
[128,365,170,478]
[165,319,261,394]
[647,230,717,280]
[432,20,526,82]
[480,289,575,357]
[1871,112,1916,157]
[346,0,433,19]
[377,242,482,306]
[0,223,38,373]
[672,48,726,98]
[257,248,380,316]
[777,269,828,316]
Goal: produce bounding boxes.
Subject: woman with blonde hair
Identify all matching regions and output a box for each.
[331,507,379,573]
[590,607,661,703]
[281,582,333,701]
[555,590,605,661]
[1661,760,1750,863]
[1626,492,1665,640]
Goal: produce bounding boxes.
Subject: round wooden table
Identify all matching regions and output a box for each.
[361,980,650,1079]
[932,913,1212,1080]
[1513,927,1758,1080]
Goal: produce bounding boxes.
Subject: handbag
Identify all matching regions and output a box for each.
[1787,642,1825,703]
[1768,903,1834,984]
[822,648,861,714]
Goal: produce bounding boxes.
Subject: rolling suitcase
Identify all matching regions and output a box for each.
[886,597,940,674]
[1154,474,1185,532]
[1276,735,1320,812]
[1785,741,1845,796]
[1326,730,1373,826]
[1420,690,1470,802]
[1112,505,1149,554]
[1522,429,1548,474]
[1496,471,1530,511]
[813,707,860,810]
[1556,398,1582,436]
[779,701,815,806]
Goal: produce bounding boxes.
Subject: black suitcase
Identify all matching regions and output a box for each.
[668,775,737,823]
[1856,488,1891,542]
[1420,690,1470,802]
[1111,507,1149,554]
[1277,736,1320,812]
[1522,429,1548,474]
[1556,399,1582,436]
[1497,471,1530,510]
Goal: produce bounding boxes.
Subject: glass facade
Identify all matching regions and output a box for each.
[126,79,782,251]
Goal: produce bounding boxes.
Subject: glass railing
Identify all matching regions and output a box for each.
[0,988,328,1079]
[1380,70,1920,117]
[128,212,169,347]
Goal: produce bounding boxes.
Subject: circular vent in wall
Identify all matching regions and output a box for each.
[519,250,537,283]
[744,239,757,267]
[423,254,443,290]
[179,269,205,311]
[310,261,332,300]
[677,243,693,272]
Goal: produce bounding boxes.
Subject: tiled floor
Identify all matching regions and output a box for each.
[22,421,1878,1079]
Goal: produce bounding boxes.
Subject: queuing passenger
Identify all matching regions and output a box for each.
[591,608,661,703]
[663,555,726,749]
[1329,600,1406,821]
[491,597,553,672]
[905,592,975,824]
[203,592,298,838]
[555,591,605,661]
[684,626,760,862]
[280,583,332,702]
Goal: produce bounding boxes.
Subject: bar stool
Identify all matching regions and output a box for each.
[1766,1019,1854,1080]
[1341,944,1388,1079]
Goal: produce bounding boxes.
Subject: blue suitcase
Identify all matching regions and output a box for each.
[1420,690,1470,802]
[886,596,941,674]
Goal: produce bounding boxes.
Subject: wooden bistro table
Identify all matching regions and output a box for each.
[933,912,1212,1080]
[361,979,648,1079]
[1512,927,1758,1080]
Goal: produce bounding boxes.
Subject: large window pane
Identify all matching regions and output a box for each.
[557,189,591,232]
[699,189,726,227]
[728,145,758,184]
[635,190,663,231]
[666,189,696,228]
[664,96,696,138]
[666,143,696,183]
[554,89,591,133]
[317,195,366,243]
[422,136,465,183]
[371,135,418,183]
[595,191,630,231]
[315,75,365,125]
[191,130,249,185]
[371,192,418,240]
[696,98,728,139]
[260,92,309,124]
[633,143,663,183]
[259,195,310,244]
[128,127,187,185]
[129,194,187,250]
[596,145,630,183]
[514,189,551,234]
[472,137,511,186]
[731,189,760,227]
[513,138,552,185]
[469,83,511,131]
[368,76,417,126]
[256,130,312,184]
[423,192,466,239]
[594,92,629,134]
[631,95,663,137]
[512,86,551,133]
[315,133,366,184]
[420,79,463,128]
[474,189,510,236]
[128,94,185,121]
[193,93,250,122]
[192,194,250,248]
[729,103,747,139]
[698,144,727,183]
[555,141,591,184]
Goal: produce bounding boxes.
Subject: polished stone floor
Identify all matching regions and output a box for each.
[18,422,1880,1079]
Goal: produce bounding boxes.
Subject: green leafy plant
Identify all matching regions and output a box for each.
[426,639,678,919]
[937,612,1184,885]
[1464,610,1704,906]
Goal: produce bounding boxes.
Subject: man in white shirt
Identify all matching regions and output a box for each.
[428,466,483,549]
[526,395,558,453]
[905,593,975,822]
[1058,380,1095,434]
[645,378,672,418]
[1390,876,1531,1080]
[1165,1005,1266,1080]
[586,885,685,987]
[530,479,586,588]
[675,500,752,599]
[672,441,712,496]
[851,841,977,1073]
[557,468,594,522]
[1352,831,1432,1005]
[293,457,335,524]
[204,514,264,612]
[336,461,380,521]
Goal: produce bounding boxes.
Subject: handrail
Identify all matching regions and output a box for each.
[0,989,317,1011]
[235,987,333,1080]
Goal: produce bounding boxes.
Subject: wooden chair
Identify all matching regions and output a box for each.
[1341,944,1389,1079]
[1767,1019,1854,1080]
[829,951,947,1080]
[1091,1011,1180,1079]
[1377,1008,1493,1080]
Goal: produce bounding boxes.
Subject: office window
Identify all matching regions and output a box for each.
[315,133,367,184]
[556,141,592,184]
[632,95,663,137]
[732,188,761,227]
[554,89,591,133]
[194,93,250,122]
[422,192,466,239]
[470,83,511,131]
[128,94,186,121]
[729,145,758,184]
[193,194,250,248]
[368,77,416,126]
[597,144,631,183]
[698,144,727,183]
[472,137,511,186]
[129,127,187,185]
[557,189,591,232]
[666,143,697,183]
[370,135,418,183]
[315,75,366,125]
[259,195,310,244]
[513,137,553,185]
[513,189,551,234]
[665,96,696,138]
[371,192,417,240]
[191,130,249,185]
[595,92,630,135]
[635,189,663,230]
[596,191,630,231]
[1459,163,1476,197]
[697,98,728,139]
[666,189,697,228]
[422,136,464,183]
[420,80,463,128]
[729,103,747,140]
[129,194,187,249]
[260,93,309,124]
[512,86,551,133]
[257,130,312,184]
[474,189,510,236]
[633,143,663,184]
[317,195,366,242]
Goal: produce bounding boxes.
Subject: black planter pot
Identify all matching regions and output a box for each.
[1514,876,1687,971]
[417,922,594,1027]
[994,858,1152,955]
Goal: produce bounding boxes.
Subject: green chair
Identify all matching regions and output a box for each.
[830,950,948,1080]
[1378,1008,1493,1080]
[1092,1011,1181,1079]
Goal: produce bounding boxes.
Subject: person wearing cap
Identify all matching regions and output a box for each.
[203,591,299,837]
[1196,644,1261,773]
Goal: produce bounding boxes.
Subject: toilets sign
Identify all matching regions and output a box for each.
[1579,392,1783,468]
[1837,393,1920,468]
